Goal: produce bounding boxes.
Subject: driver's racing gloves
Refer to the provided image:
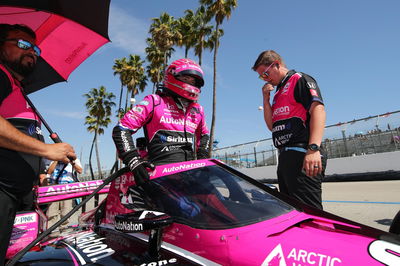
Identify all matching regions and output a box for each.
[124,151,155,186]
[112,127,155,186]
[197,134,210,159]
[197,147,209,159]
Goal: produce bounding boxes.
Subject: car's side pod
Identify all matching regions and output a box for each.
[114,210,173,258]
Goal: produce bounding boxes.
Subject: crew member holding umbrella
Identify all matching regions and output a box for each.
[0,24,77,264]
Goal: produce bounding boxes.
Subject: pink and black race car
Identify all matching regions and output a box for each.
[8,159,400,265]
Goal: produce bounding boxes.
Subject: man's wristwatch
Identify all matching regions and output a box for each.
[307,143,321,151]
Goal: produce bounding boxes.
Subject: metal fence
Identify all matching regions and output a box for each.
[213,110,400,168]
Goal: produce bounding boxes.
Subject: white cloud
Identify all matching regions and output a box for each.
[109,5,148,54]
[47,110,85,119]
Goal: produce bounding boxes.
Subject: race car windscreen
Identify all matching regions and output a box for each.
[148,165,294,229]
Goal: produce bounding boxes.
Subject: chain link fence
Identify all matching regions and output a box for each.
[213,110,400,168]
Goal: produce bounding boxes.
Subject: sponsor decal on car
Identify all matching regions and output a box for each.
[140,258,178,266]
[64,231,115,263]
[14,213,37,225]
[262,244,342,266]
[41,180,104,196]
[368,240,400,265]
[115,220,143,232]
[162,162,206,174]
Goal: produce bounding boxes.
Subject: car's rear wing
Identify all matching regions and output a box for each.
[37,180,110,204]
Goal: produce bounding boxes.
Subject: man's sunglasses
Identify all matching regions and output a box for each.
[2,39,41,56]
[259,60,278,81]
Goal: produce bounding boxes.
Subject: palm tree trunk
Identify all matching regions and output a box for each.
[199,49,203,66]
[88,133,96,180]
[163,52,168,72]
[208,23,220,157]
[185,47,189,58]
[124,87,129,112]
[118,84,124,119]
[115,84,123,170]
[94,129,103,179]
[198,36,204,66]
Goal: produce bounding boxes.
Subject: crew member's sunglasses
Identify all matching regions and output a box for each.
[2,39,41,56]
[259,61,278,81]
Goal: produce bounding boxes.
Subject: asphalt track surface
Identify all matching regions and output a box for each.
[67,180,399,233]
[321,180,400,232]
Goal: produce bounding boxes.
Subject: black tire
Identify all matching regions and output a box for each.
[389,210,400,234]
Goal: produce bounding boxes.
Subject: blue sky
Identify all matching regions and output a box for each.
[29,0,400,171]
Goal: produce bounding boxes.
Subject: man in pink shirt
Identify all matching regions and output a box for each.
[0,24,76,264]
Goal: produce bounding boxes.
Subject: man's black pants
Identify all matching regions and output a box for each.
[0,189,19,265]
[0,189,34,265]
[277,149,327,210]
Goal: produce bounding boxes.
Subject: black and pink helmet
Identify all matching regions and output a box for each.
[163,59,204,101]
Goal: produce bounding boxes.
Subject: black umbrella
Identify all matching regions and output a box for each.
[0,0,111,93]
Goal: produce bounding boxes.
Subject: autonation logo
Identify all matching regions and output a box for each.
[162,162,206,174]
[115,220,143,232]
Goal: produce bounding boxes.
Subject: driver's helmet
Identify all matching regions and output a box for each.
[163,59,204,101]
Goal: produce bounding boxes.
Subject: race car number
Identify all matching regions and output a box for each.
[369,240,400,265]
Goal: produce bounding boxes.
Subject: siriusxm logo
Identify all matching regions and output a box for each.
[159,134,192,143]
[169,135,193,143]
[272,122,291,133]
[160,135,168,143]
[272,124,285,133]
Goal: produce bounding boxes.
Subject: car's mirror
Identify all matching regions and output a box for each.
[115,210,173,259]
[115,210,173,233]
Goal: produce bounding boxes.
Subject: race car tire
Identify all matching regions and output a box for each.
[389,210,400,235]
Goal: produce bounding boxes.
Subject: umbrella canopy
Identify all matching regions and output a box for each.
[0,0,111,93]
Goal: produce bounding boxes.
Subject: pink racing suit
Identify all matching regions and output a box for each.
[112,91,209,165]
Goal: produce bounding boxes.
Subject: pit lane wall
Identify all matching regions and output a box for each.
[239,150,400,182]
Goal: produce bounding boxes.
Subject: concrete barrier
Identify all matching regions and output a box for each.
[239,150,400,182]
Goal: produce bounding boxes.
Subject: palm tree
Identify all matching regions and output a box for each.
[192,6,214,66]
[145,38,164,92]
[112,57,129,118]
[146,63,163,93]
[145,37,175,93]
[177,10,196,58]
[149,12,181,69]
[200,0,238,156]
[124,55,147,110]
[84,86,115,179]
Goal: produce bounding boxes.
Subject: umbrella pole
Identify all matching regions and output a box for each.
[22,91,62,143]
[22,92,75,171]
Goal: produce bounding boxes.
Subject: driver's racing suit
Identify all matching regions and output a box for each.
[112,91,210,165]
